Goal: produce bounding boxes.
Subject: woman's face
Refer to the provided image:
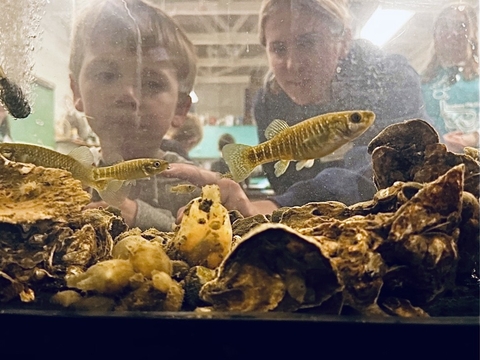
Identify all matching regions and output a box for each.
[434,9,473,67]
[264,7,348,105]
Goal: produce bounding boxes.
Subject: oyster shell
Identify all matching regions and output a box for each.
[200,224,342,312]
[368,119,480,197]
[0,156,127,303]
[378,166,463,304]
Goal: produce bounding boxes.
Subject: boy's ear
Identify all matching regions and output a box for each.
[171,93,192,127]
[175,93,192,116]
[70,74,84,112]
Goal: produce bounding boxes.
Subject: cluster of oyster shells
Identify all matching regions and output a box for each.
[0,119,478,317]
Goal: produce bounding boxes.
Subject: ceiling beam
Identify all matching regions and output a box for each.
[198,56,267,68]
[187,32,260,45]
[159,1,261,16]
[196,75,251,84]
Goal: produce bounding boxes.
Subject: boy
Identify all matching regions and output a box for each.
[69,0,199,230]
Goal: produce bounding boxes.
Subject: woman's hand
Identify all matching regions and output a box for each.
[84,197,138,226]
[443,131,479,153]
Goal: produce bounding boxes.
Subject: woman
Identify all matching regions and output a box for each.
[421,3,479,153]
[164,0,429,216]
[253,0,429,201]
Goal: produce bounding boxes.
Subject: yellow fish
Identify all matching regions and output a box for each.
[222,110,376,182]
[0,143,169,203]
[169,183,198,194]
[93,158,170,187]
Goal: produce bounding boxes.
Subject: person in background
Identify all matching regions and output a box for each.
[210,133,235,174]
[0,104,12,143]
[421,3,479,153]
[163,0,430,217]
[161,112,203,161]
[69,0,199,231]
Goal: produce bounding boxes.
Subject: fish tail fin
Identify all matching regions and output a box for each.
[222,143,255,182]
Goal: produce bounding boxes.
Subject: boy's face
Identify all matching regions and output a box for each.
[71,39,189,158]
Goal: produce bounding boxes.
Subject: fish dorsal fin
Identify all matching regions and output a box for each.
[265,119,289,140]
[68,146,94,167]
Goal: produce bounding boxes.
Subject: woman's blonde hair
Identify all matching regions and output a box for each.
[69,0,197,94]
[258,0,351,47]
[422,3,479,83]
[258,0,351,93]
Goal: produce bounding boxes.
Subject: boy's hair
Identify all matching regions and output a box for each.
[69,0,197,94]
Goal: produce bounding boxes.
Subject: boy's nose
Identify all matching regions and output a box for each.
[115,83,140,110]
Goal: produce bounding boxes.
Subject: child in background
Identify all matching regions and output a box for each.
[69,0,199,230]
[210,133,235,174]
[161,112,203,161]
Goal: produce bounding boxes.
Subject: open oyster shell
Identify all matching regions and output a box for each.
[200,223,343,312]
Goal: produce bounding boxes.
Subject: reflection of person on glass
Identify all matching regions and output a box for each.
[164,0,429,217]
[421,3,479,153]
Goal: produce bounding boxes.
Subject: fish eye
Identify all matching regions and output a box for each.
[350,112,362,123]
[153,161,161,168]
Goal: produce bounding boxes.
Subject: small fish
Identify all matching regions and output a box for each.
[91,158,169,205]
[169,183,198,194]
[0,143,169,203]
[0,64,31,119]
[222,110,376,182]
[93,158,170,192]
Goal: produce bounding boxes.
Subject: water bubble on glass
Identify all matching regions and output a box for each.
[35,119,44,126]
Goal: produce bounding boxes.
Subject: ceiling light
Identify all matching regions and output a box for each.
[360,7,415,47]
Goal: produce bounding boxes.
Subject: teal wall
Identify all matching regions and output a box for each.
[189,125,259,159]
[10,80,55,148]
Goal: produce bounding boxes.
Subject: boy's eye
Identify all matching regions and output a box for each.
[142,79,169,94]
[94,71,119,83]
